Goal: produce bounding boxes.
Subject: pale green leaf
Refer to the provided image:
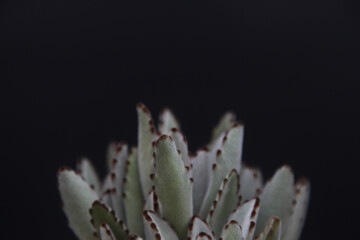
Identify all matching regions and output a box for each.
[170,128,190,166]
[239,166,263,202]
[256,166,294,236]
[77,157,101,195]
[195,233,213,240]
[110,143,128,221]
[159,108,180,133]
[99,224,115,240]
[154,135,193,240]
[128,235,144,240]
[220,221,244,240]
[282,178,310,240]
[57,168,98,240]
[144,190,161,213]
[137,103,156,198]
[100,174,114,209]
[207,169,240,237]
[143,210,179,240]
[200,123,244,218]
[208,112,236,148]
[227,198,260,240]
[123,147,144,237]
[188,217,215,240]
[191,150,211,215]
[255,217,281,240]
[90,201,128,240]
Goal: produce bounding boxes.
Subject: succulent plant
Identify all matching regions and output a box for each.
[57,103,310,240]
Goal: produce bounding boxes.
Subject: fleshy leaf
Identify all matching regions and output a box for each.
[239,166,263,202]
[282,178,310,240]
[57,167,98,240]
[207,169,240,237]
[220,221,244,240]
[159,108,180,133]
[208,112,236,148]
[170,128,190,166]
[77,157,101,195]
[153,135,193,240]
[188,217,215,240]
[227,198,260,240]
[200,123,244,218]
[106,142,118,170]
[128,235,144,240]
[101,174,114,209]
[256,166,294,236]
[195,232,214,240]
[110,142,128,220]
[191,149,211,215]
[137,103,156,198]
[90,201,128,240]
[123,147,144,237]
[143,210,179,240]
[143,190,161,213]
[99,224,115,240]
[255,216,281,240]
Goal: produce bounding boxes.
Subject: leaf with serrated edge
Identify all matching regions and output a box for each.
[208,112,236,148]
[191,149,211,215]
[90,201,128,240]
[256,166,294,236]
[188,217,215,240]
[101,174,114,209]
[128,235,144,240]
[144,190,161,213]
[170,128,190,166]
[106,142,117,170]
[239,166,263,202]
[220,221,244,240]
[154,135,193,239]
[58,168,98,240]
[137,103,156,198]
[110,143,128,221]
[143,210,179,240]
[200,123,244,218]
[159,108,180,133]
[124,147,144,237]
[227,198,260,240]
[207,169,240,237]
[99,224,115,240]
[77,157,101,195]
[195,232,213,240]
[282,178,310,240]
[255,216,281,240]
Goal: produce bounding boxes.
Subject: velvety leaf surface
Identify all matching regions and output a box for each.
[90,201,128,240]
[200,123,244,218]
[188,217,215,240]
[207,169,240,237]
[99,224,115,240]
[282,178,310,240]
[208,112,236,148]
[58,168,98,240]
[227,198,260,240]
[137,103,156,198]
[239,166,263,202]
[256,166,294,236]
[158,108,180,134]
[154,135,193,240]
[143,210,179,240]
[77,158,101,195]
[191,149,211,216]
[123,147,144,237]
[255,217,281,240]
[170,128,190,166]
[220,221,244,240]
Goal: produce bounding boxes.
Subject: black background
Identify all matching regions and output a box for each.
[2,0,360,239]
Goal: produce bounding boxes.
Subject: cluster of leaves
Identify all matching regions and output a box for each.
[58,103,310,240]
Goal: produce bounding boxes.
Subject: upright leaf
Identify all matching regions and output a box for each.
[158,108,180,133]
[77,158,101,195]
[208,112,236,148]
[137,103,156,198]
[188,217,215,240]
[220,221,244,240]
[170,128,190,166]
[99,224,115,240]
[143,210,179,240]
[200,123,244,218]
[123,147,144,237]
[256,166,294,236]
[255,217,281,240]
[154,135,193,239]
[239,166,263,202]
[90,201,128,240]
[207,169,240,237]
[282,178,310,240]
[57,168,98,240]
